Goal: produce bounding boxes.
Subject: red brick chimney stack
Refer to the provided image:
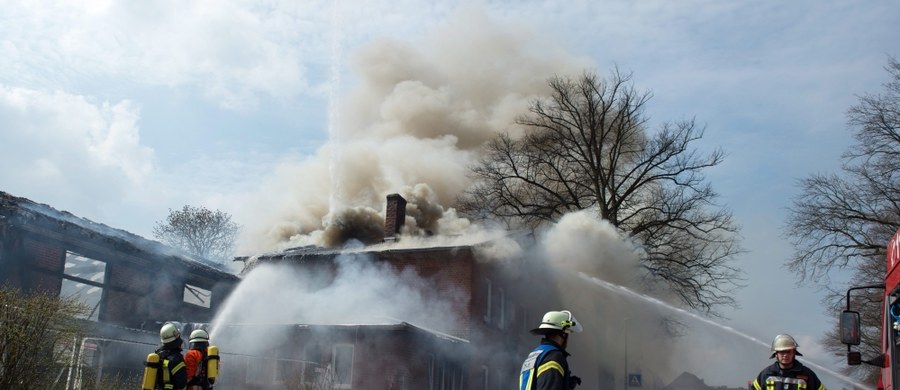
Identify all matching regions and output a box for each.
[384,193,407,241]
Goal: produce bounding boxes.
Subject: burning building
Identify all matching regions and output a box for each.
[0,190,240,385]
[210,193,570,390]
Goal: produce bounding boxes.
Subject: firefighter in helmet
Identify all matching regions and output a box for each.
[752,334,825,390]
[151,322,187,390]
[519,310,583,390]
[185,328,215,390]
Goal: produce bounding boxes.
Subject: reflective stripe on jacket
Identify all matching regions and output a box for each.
[156,348,187,390]
[519,340,571,390]
[752,361,825,390]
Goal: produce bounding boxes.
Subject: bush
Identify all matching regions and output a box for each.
[0,286,90,390]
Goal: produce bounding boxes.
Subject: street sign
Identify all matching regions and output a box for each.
[628,374,642,387]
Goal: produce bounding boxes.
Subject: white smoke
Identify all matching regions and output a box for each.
[539,210,643,286]
[223,4,695,388]
[210,252,466,355]
[533,209,691,386]
[231,5,590,254]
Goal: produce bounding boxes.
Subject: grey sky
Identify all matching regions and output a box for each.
[1,0,898,387]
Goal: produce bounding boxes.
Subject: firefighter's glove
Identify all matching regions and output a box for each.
[570,375,582,389]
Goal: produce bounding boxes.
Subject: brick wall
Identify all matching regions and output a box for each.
[22,237,63,293]
[383,194,407,239]
[377,248,475,337]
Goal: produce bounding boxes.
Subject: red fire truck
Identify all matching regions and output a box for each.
[840,228,900,390]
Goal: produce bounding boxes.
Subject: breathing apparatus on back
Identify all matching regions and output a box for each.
[188,328,219,386]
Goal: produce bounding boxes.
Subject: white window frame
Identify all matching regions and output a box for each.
[428,354,435,390]
[183,283,212,308]
[332,343,354,389]
[483,278,492,323]
[498,288,505,328]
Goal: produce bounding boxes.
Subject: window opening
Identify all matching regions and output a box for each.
[62,251,106,321]
[183,284,212,308]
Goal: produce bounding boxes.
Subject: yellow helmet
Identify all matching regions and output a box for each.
[160,322,182,344]
[530,310,583,335]
[770,334,802,358]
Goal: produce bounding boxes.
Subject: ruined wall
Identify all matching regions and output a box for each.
[0,191,240,329]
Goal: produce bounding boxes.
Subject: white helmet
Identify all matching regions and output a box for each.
[160,322,182,344]
[530,310,583,335]
[189,328,210,343]
[770,334,802,358]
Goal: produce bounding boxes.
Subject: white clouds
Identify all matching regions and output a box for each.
[0,0,322,109]
[89,100,153,182]
[0,85,156,228]
[0,85,154,184]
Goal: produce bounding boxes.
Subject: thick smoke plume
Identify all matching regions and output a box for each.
[533,210,689,386]
[221,5,701,388]
[232,5,588,254]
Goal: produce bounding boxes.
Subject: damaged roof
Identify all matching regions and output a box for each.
[0,190,237,280]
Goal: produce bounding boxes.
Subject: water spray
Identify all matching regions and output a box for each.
[578,272,872,390]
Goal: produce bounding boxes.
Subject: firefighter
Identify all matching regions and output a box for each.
[185,328,215,390]
[519,310,583,390]
[154,322,188,390]
[752,334,826,390]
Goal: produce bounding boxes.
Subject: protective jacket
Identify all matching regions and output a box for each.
[155,342,187,390]
[752,360,825,390]
[185,342,212,390]
[519,339,573,390]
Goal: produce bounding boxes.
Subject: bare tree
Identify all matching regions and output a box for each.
[786,57,900,381]
[0,286,90,390]
[459,68,742,313]
[153,205,240,264]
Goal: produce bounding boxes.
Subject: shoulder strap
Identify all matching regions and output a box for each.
[535,343,559,359]
[198,349,208,378]
[520,344,560,390]
[155,357,171,387]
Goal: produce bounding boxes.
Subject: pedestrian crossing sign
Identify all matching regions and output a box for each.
[628,374,642,387]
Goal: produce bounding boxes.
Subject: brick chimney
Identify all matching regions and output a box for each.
[384,193,407,241]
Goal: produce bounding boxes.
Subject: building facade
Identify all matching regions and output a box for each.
[0,191,240,384]
[229,194,553,389]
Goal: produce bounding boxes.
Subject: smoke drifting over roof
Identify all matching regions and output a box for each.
[208,251,468,373]
[220,5,704,387]
[233,6,589,254]
[213,253,465,331]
